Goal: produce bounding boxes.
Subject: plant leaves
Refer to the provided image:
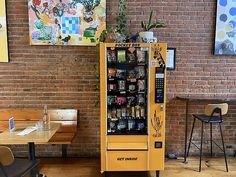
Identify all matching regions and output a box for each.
[147,24,156,31]
[141,21,144,29]
[148,10,153,27]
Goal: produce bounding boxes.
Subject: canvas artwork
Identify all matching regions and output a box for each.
[215,0,236,55]
[28,0,106,46]
[0,0,9,62]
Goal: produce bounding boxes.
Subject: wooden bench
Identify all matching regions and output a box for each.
[0,109,78,157]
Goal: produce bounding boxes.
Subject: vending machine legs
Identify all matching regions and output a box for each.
[100,43,167,177]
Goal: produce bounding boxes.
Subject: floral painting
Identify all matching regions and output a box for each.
[0,0,9,62]
[28,0,106,46]
[215,0,236,55]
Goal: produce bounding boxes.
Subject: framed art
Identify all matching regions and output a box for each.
[214,0,236,55]
[166,48,176,70]
[0,0,9,62]
[28,0,106,46]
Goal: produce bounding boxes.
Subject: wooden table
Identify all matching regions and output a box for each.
[176,96,236,163]
[0,122,60,176]
[0,123,60,145]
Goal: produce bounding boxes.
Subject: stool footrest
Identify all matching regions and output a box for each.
[212,140,224,152]
[190,142,200,150]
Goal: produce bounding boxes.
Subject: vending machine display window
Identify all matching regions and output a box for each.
[106,47,149,135]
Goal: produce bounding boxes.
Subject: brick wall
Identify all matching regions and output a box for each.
[1,0,235,157]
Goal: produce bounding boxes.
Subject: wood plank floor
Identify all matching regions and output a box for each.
[38,157,236,177]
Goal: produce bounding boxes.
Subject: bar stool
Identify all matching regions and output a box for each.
[187,103,228,172]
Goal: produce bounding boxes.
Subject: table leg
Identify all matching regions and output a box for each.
[28,142,37,177]
[29,142,36,161]
[183,99,189,163]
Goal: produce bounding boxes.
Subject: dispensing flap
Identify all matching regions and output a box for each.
[107,143,148,150]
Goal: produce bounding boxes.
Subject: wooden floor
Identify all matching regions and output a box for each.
[38,157,236,177]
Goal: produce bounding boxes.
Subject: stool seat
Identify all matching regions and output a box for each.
[0,159,40,177]
[193,114,223,123]
[0,146,40,177]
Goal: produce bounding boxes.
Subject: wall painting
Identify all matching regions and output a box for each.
[28,0,106,46]
[0,0,9,62]
[215,0,236,55]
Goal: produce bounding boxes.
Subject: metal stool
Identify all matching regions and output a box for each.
[187,103,229,172]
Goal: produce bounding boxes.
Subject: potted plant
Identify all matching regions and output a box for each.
[140,11,166,42]
[99,0,129,43]
[115,0,129,42]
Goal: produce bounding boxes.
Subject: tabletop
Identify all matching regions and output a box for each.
[0,122,60,145]
[176,96,236,103]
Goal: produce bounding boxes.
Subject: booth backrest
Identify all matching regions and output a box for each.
[0,109,78,133]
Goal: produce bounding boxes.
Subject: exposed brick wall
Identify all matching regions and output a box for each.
[1,0,235,157]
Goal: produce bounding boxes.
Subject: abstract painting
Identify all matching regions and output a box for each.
[0,0,9,62]
[28,0,106,46]
[215,0,236,55]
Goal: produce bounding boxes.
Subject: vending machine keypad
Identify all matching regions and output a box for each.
[155,68,165,103]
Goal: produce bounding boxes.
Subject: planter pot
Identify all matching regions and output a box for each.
[139,31,156,43]
[105,33,126,43]
[105,33,119,43]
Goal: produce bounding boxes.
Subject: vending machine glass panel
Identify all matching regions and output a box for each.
[106,47,149,135]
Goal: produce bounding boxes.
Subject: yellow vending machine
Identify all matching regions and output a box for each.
[100,43,167,177]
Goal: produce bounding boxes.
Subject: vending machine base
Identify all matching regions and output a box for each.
[103,171,160,177]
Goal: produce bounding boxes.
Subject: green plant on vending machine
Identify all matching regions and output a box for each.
[141,11,166,31]
[99,0,130,42]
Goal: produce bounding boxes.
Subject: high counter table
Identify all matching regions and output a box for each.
[176,96,236,163]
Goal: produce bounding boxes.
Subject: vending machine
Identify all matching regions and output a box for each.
[100,43,167,177]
